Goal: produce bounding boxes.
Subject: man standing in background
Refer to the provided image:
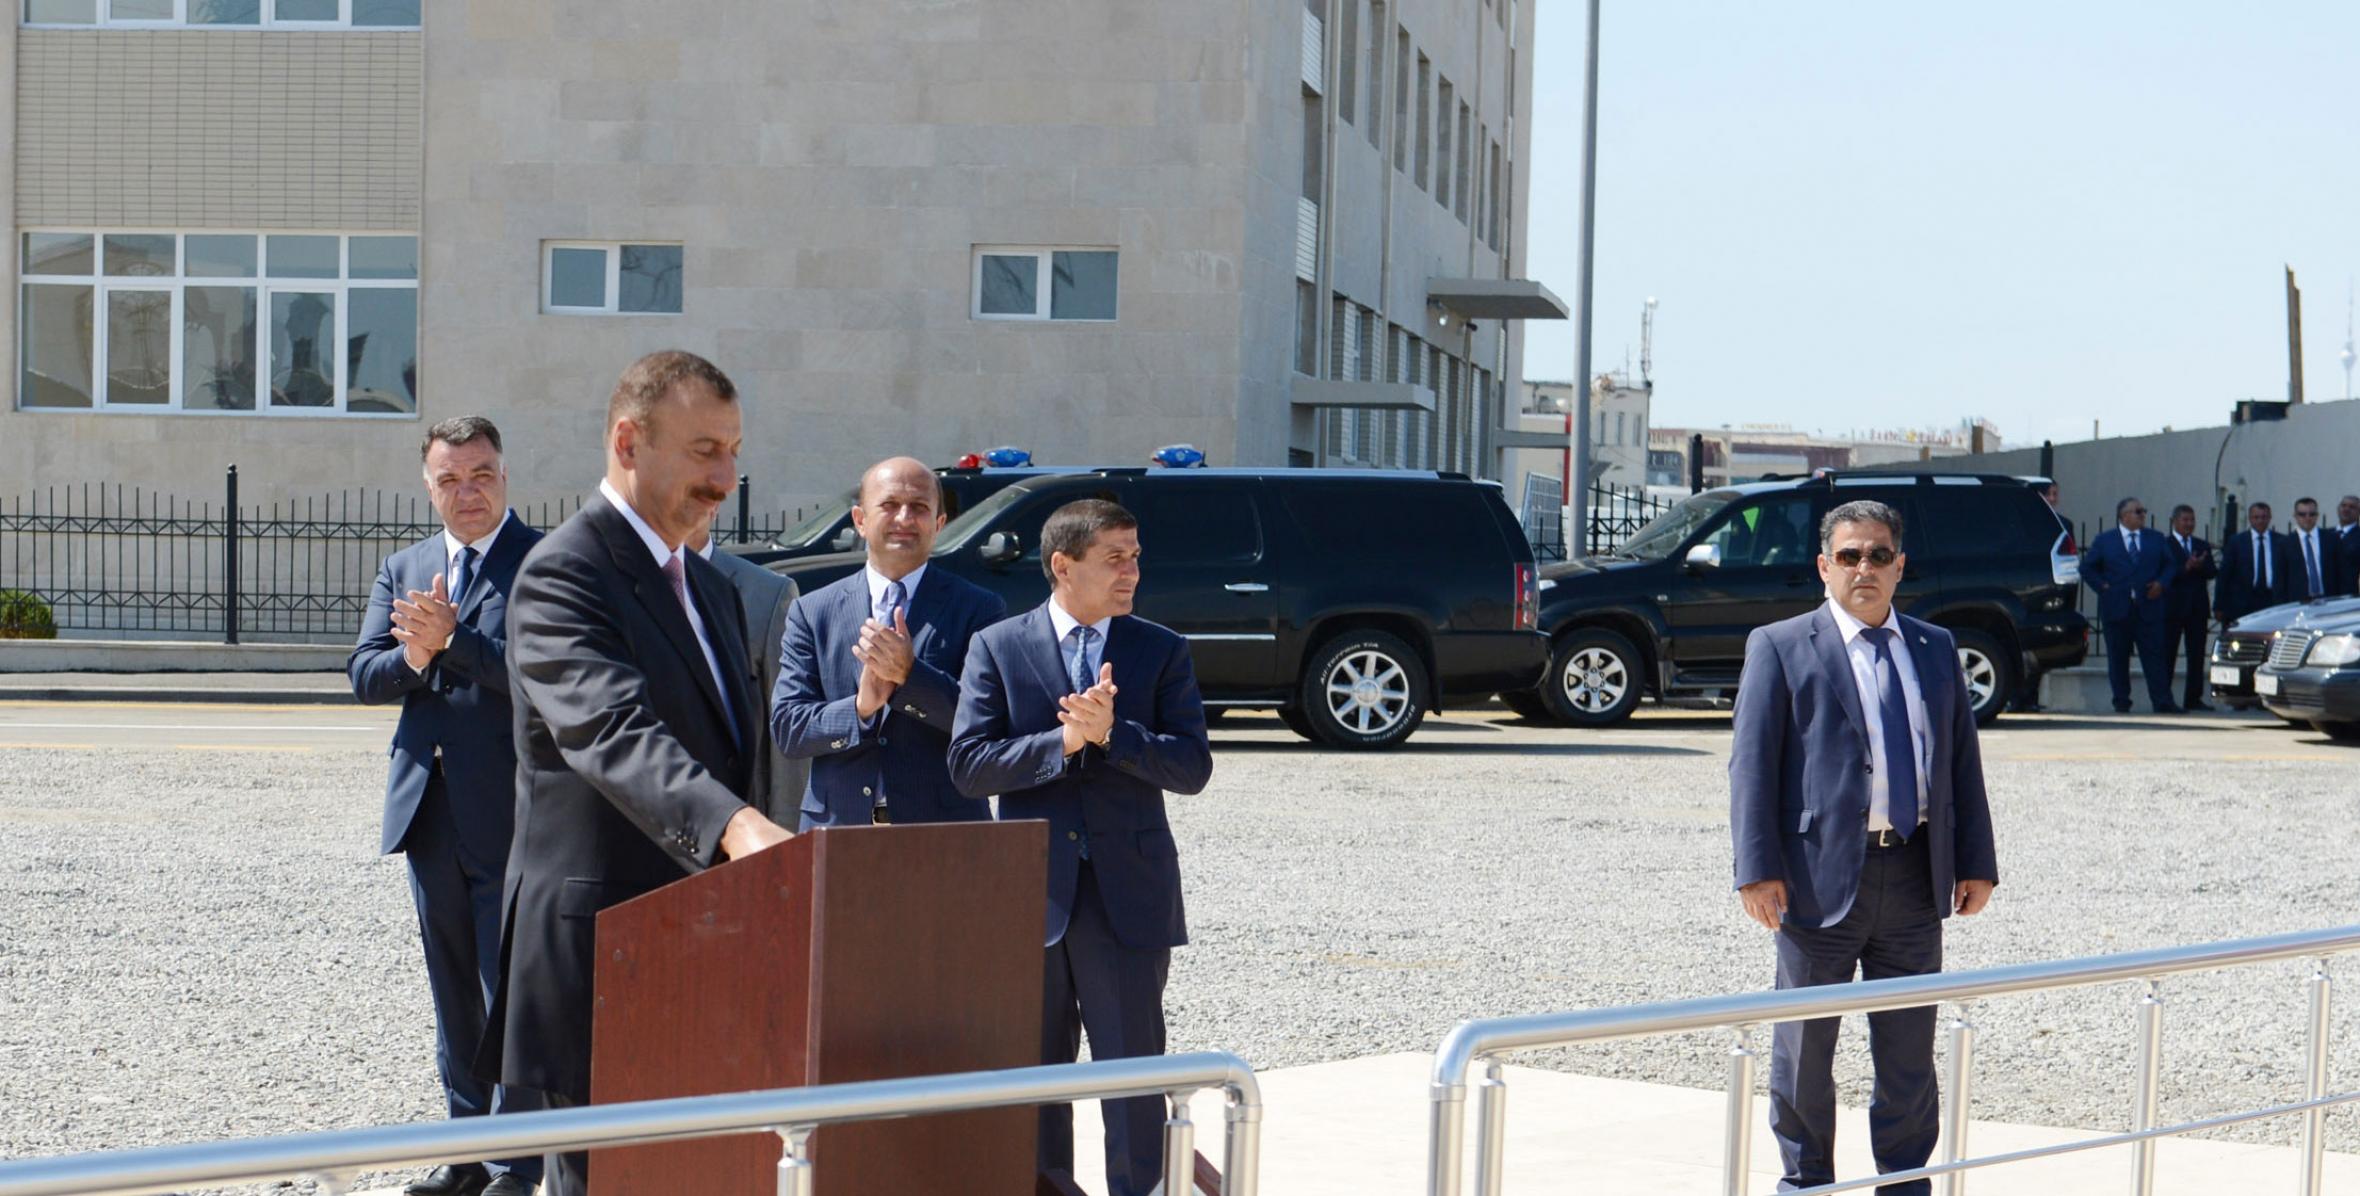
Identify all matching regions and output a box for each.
[349,416,543,1196]
[2161,505,2215,711]
[2217,501,2293,625]
[2289,497,2342,600]
[2083,497,2180,714]
[773,457,1005,828]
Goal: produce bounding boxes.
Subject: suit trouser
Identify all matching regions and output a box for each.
[541,1092,588,1196]
[1771,836,1943,1196]
[404,771,543,1184]
[2102,607,2174,710]
[2167,612,2208,705]
[1039,861,1172,1196]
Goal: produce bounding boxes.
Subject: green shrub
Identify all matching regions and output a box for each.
[0,590,57,640]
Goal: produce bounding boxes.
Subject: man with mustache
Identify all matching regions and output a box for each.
[949,499,1214,1196]
[772,457,1005,828]
[478,351,792,1196]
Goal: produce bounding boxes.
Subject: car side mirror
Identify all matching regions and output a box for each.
[982,531,1022,564]
[1685,543,1722,570]
[830,527,859,552]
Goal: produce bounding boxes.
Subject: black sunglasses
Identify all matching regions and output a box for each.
[1831,546,1898,568]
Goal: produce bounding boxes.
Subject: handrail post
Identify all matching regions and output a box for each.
[1223,1079,1264,1196]
[2128,980,2164,1196]
[1429,1076,1468,1196]
[1723,1024,1759,1196]
[1939,1001,1976,1196]
[1472,1060,1507,1196]
[775,1125,813,1196]
[2299,959,2331,1196]
[1162,1091,1197,1196]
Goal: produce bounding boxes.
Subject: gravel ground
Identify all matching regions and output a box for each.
[3,708,2356,1190]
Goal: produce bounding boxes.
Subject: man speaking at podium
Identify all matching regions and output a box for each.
[950,499,1214,1196]
[481,351,794,1196]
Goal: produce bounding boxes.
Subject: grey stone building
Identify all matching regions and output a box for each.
[0,0,1555,514]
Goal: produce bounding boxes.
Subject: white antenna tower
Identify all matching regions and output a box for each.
[1640,297,1658,386]
[2342,280,2355,403]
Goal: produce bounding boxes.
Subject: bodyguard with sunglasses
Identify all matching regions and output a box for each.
[1730,499,1999,1196]
[2082,497,2182,714]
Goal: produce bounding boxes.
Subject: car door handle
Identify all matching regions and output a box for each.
[1224,582,1269,593]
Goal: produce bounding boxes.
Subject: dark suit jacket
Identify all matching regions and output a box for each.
[480,494,760,1103]
[948,604,1213,950]
[773,565,1006,828]
[2287,528,2345,600]
[2162,533,2214,624]
[1729,606,1999,930]
[348,514,542,856]
[2081,527,2173,624]
[707,547,807,825]
[2339,526,2360,595]
[2216,528,2295,622]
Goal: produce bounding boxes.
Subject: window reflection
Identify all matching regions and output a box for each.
[106,290,172,404]
[20,284,95,408]
[270,291,336,408]
[184,286,257,411]
[346,289,417,414]
[618,244,682,314]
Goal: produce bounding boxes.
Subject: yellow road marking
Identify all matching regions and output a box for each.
[172,744,316,753]
[0,742,98,749]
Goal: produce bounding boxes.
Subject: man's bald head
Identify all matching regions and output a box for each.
[851,456,946,579]
[859,456,942,508]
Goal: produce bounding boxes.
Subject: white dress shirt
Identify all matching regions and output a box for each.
[865,562,928,621]
[599,478,735,725]
[1825,598,1929,832]
[1047,595,1113,691]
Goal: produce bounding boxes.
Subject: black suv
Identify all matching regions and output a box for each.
[767,468,1546,749]
[737,466,1084,566]
[1510,472,2086,727]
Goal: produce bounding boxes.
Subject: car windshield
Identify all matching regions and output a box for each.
[934,483,1034,553]
[1619,491,1737,560]
[775,489,854,548]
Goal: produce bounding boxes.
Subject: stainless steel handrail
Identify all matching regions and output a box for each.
[0,1052,1262,1196]
[1426,924,2360,1196]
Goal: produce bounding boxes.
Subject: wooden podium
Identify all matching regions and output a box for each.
[588,821,1047,1196]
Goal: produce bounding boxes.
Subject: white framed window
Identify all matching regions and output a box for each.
[21,0,418,27]
[17,230,419,417]
[971,246,1119,322]
[541,242,684,316]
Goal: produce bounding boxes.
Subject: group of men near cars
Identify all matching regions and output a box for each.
[349,350,1209,1196]
[2083,493,2360,713]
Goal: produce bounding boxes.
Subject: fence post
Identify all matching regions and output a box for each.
[223,465,240,646]
[1689,432,1705,493]
[738,474,751,544]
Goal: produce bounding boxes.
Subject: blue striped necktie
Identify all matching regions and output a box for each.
[1861,627,1919,838]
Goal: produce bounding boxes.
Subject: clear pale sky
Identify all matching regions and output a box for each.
[1520,1,2360,449]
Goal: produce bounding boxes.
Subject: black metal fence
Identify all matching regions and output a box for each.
[0,467,811,643]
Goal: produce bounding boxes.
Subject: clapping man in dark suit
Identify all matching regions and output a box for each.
[481,352,793,1196]
[2160,505,2217,711]
[695,525,808,825]
[773,457,1005,828]
[2082,497,2180,713]
[2289,496,2342,600]
[2215,501,2292,626]
[1731,499,1999,1196]
[350,417,544,1196]
[949,500,1214,1196]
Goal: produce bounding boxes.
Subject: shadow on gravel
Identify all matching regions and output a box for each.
[1209,738,1713,757]
[1989,715,2291,733]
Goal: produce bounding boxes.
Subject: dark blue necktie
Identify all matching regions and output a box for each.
[878,579,906,624]
[1861,627,1919,838]
[449,545,476,605]
[2306,535,2322,596]
[1067,626,1097,693]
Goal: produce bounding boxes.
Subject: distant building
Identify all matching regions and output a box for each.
[1650,420,2003,489]
[1500,371,1649,515]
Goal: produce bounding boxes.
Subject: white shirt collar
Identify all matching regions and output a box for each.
[1047,595,1114,643]
[865,562,927,614]
[599,478,681,568]
[1825,596,1900,645]
[442,511,511,562]
[2119,523,2142,542]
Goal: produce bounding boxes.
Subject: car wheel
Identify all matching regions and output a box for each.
[1499,689,1552,721]
[1949,628,2013,727]
[2312,720,2360,742]
[1298,630,1430,749]
[1538,627,1644,726]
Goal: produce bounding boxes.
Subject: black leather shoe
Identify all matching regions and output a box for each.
[481,1175,538,1196]
[2154,702,2184,714]
[405,1164,489,1196]
[2113,702,2133,713]
[2186,700,2216,712]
